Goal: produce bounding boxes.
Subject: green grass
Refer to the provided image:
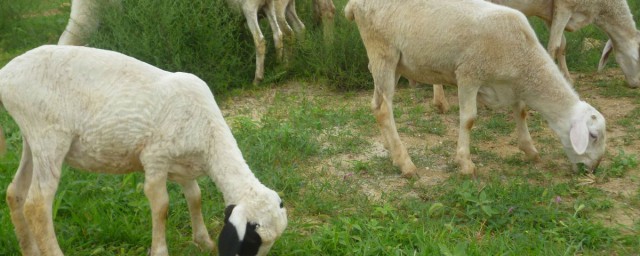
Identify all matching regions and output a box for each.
[1,0,640,255]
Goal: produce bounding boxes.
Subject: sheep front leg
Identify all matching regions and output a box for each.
[547,7,573,82]
[543,20,572,83]
[143,169,170,256]
[514,101,539,161]
[369,56,417,177]
[557,34,571,82]
[242,6,267,85]
[177,180,214,251]
[6,140,40,255]
[58,0,101,45]
[455,82,480,176]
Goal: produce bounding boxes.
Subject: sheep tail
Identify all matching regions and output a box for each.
[344,0,355,21]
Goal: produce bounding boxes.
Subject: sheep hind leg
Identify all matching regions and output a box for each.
[22,135,72,256]
[6,139,41,256]
[242,6,267,84]
[264,1,285,63]
[286,0,306,40]
[370,57,417,177]
[177,179,214,251]
[432,84,450,113]
[514,101,539,161]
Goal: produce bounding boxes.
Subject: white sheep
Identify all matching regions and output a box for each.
[345,0,607,177]
[0,45,287,256]
[429,0,640,113]
[58,0,305,85]
[487,0,640,88]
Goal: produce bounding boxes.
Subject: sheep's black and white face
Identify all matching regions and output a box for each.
[218,191,287,256]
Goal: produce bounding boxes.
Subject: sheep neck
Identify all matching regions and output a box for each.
[206,128,264,205]
[520,66,580,135]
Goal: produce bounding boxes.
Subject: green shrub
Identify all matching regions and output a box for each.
[91,0,257,93]
[89,0,372,93]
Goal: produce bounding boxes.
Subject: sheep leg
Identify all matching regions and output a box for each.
[242,6,266,85]
[432,84,450,113]
[543,20,572,83]
[142,166,170,256]
[286,0,306,39]
[273,0,295,62]
[513,101,539,161]
[369,53,417,177]
[6,139,41,256]
[455,81,480,176]
[22,135,71,256]
[58,0,101,45]
[557,34,571,82]
[177,180,214,251]
[264,1,285,63]
[547,7,573,82]
[312,0,335,45]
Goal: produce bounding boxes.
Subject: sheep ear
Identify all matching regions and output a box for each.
[598,39,613,72]
[218,205,247,256]
[570,120,589,155]
[238,222,262,255]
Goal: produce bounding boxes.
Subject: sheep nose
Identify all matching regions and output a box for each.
[589,157,603,172]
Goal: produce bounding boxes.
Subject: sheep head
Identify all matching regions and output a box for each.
[218,189,287,256]
[560,101,607,173]
[598,32,640,88]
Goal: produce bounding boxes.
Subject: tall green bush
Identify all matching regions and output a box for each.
[90,0,372,93]
[91,0,257,93]
[86,0,640,93]
[289,0,371,90]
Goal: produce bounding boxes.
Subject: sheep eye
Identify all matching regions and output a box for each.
[279,201,284,208]
[591,115,596,120]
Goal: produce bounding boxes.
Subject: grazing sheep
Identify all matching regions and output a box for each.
[0,45,287,256]
[429,0,640,114]
[345,0,607,177]
[58,0,305,85]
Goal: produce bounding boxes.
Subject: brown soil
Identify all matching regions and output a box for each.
[221,70,639,229]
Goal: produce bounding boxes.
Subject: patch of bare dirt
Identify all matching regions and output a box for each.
[221,73,639,229]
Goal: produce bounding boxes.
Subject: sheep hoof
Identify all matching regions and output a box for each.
[434,100,450,114]
[195,237,214,251]
[625,83,639,89]
[526,153,541,162]
[519,146,540,161]
[457,160,476,176]
[399,160,418,178]
[401,168,418,178]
